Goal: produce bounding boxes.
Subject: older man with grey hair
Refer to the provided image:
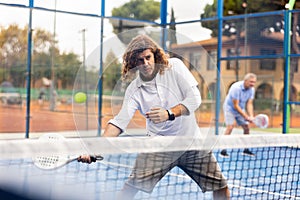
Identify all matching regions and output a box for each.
[221,73,257,158]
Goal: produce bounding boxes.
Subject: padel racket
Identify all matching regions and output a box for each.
[33,133,103,170]
[253,114,269,129]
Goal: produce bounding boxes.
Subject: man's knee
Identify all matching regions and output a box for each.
[213,186,230,200]
[117,184,139,200]
[225,125,234,135]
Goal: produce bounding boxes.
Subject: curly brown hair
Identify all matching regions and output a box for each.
[121,35,169,81]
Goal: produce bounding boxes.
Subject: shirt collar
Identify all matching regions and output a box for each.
[241,81,247,91]
[136,74,157,88]
[136,75,143,87]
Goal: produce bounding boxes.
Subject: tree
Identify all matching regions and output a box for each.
[169,7,177,47]
[56,52,81,89]
[0,25,82,89]
[110,0,160,44]
[0,24,27,86]
[201,0,284,37]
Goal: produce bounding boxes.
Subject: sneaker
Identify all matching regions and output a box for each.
[220,149,229,158]
[242,148,255,157]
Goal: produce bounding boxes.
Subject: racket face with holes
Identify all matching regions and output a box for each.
[33,155,77,170]
[32,133,103,170]
[253,114,269,129]
[32,133,76,170]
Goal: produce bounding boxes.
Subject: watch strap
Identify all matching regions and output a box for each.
[166,109,175,121]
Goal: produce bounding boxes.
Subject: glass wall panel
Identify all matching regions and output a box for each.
[220,59,285,129]
[0,5,28,134]
[0,1,299,136]
[0,0,26,5]
[173,22,212,43]
[290,55,300,129]
[29,9,101,134]
[35,0,101,16]
[168,0,213,21]
[222,12,285,58]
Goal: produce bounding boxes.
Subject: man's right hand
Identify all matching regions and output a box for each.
[77,155,93,164]
[245,116,254,123]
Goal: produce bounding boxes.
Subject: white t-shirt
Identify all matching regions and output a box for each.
[109,58,201,136]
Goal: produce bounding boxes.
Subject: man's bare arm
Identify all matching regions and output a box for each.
[232,99,249,119]
[78,123,121,163]
[102,123,122,137]
[246,99,254,119]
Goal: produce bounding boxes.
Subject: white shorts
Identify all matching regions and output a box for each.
[224,110,248,126]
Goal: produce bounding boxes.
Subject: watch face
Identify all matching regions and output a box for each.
[169,114,175,120]
[167,110,175,121]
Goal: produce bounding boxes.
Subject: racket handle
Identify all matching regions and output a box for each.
[90,155,103,162]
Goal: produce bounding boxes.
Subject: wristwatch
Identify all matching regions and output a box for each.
[166,109,175,121]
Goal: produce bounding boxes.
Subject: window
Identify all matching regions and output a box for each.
[260,49,276,70]
[291,57,298,73]
[226,48,240,70]
[207,50,217,70]
[189,52,201,70]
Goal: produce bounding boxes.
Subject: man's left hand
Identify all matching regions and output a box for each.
[146,107,168,124]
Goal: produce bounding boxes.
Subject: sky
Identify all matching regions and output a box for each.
[0,0,213,57]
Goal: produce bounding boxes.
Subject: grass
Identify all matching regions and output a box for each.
[252,127,300,134]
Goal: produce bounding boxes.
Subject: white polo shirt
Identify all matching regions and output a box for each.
[109,58,201,136]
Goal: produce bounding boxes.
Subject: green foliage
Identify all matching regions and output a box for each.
[56,52,81,89]
[169,8,177,47]
[111,0,160,21]
[0,24,82,89]
[102,50,121,93]
[201,0,285,37]
[110,0,160,44]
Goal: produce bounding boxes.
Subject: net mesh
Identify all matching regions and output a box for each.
[0,131,299,200]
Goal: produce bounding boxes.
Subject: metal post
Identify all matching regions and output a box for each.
[160,0,168,50]
[50,0,57,111]
[282,0,295,133]
[243,0,248,71]
[215,0,224,135]
[25,0,34,138]
[98,0,105,136]
[283,11,289,134]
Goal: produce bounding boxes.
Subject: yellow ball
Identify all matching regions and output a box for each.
[74,92,87,103]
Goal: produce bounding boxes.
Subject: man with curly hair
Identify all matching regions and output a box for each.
[79,35,230,200]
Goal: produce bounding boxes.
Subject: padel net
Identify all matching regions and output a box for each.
[0,131,299,200]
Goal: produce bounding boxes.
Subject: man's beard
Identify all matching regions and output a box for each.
[140,65,159,81]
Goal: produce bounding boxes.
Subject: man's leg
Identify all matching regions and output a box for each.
[223,110,235,136]
[213,186,230,200]
[224,125,234,136]
[220,125,234,157]
[116,184,139,200]
[241,124,255,156]
[221,110,236,157]
[241,124,250,135]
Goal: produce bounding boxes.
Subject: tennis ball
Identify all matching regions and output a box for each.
[74,92,87,103]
